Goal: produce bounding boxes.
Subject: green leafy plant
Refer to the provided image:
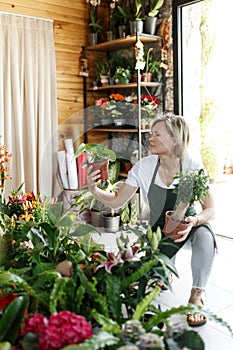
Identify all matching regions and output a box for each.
[147,0,165,17]
[113,67,131,84]
[171,168,210,223]
[89,8,104,34]
[145,48,161,76]
[117,0,143,22]
[74,143,116,165]
[95,56,110,81]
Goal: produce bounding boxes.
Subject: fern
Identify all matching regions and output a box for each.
[49,277,70,313]
[105,274,123,324]
[61,331,119,350]
[77,266,109,317]
[132,286,161,320]
[122,259,157,289]
[91,309,121,335]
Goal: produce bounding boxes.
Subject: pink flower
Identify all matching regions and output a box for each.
[38,311,92,350]
[20,313,48,336]
[97,251,122,273]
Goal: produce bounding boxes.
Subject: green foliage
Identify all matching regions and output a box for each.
[0,295,29,344]
[89,9,104,34]
[147,0,165,17]
[75,143,116,164]
[173,169,210,207]
[117,0,143,22]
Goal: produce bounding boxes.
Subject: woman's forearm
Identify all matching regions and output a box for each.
[92,183,138,210]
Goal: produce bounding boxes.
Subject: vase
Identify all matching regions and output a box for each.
[129,20,143,35]
[144,16,157,35]
[89,33,98,46]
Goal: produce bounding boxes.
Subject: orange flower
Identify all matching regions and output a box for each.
[109,93,125,101]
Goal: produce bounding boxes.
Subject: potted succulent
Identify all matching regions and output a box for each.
[145,0,165,35]
[163,168,210,240]
[74,143,116,183]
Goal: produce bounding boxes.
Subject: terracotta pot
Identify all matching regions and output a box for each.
[163,210,192,241]
[141,72,152,82]
[91,160,109,182]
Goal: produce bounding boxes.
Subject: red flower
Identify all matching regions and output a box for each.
[0,292,18,310]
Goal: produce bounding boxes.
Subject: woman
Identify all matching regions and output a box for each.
[87,113,216,327]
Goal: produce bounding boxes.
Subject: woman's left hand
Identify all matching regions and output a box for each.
[173,216,196,243]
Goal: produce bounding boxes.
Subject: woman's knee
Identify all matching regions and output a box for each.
[190,226,215,249]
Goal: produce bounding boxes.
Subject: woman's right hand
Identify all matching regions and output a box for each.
[87,165,101,192]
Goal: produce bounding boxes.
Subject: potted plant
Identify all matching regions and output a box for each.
[73,160,121,227]
[74,143,116,183]
[95,56,110,86]
[145,0,165,35]
[117,0,144,35]
[163,168,210,240]
[87,0,104,45]
[142,47,161,82]
[113,67,131,85]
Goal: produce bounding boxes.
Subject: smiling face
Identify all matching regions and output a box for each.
[148,121,177,156]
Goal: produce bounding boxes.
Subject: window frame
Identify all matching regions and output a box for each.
[172,0,204,115]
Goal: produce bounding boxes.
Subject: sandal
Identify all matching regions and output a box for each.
[187,288,207,327]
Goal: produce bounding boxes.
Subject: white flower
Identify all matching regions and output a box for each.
[87,0,101,6]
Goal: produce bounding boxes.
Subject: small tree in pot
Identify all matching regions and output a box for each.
[163,168,210,240]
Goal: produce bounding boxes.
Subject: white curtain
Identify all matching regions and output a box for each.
[0,14,59,199]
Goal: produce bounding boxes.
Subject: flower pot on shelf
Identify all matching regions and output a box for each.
[100,75,109,86]
[163,210,192,241]
[141,72,152,82]
[129,20,143,35]
[118,25,126,38]
[89,33,98,46]
[144,16,157,35]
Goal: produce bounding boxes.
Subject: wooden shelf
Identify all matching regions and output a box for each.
[85,34,163,52]
[87,81,162,92]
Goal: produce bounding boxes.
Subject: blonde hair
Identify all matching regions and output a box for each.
[151,113,190,158]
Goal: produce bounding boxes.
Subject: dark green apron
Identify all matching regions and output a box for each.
[147,160,216,258]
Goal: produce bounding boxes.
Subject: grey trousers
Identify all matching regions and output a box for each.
[172,226,216,290]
